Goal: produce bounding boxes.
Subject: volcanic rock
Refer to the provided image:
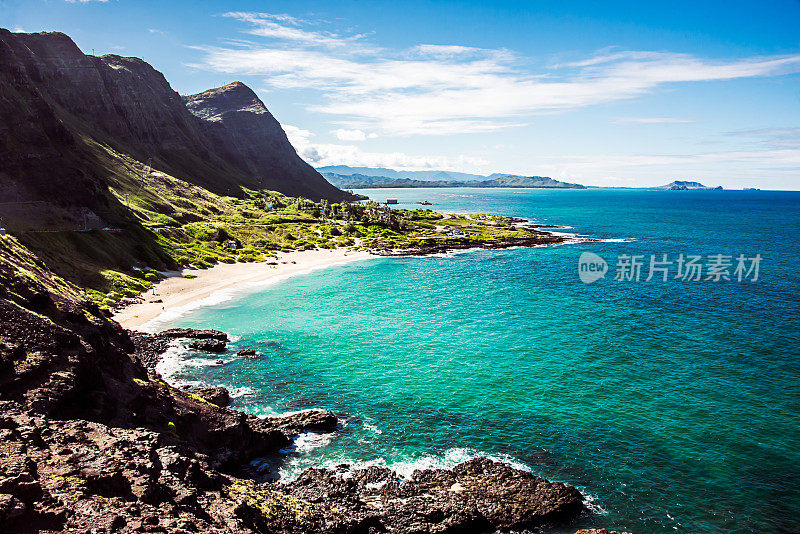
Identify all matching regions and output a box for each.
[0,30,353,202]
[161,328,228,341]
[188,339,227,353]
[192,387,230,407]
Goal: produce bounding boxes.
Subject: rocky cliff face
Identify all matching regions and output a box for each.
[185,82,346,200]
[0,29,351,201]
[0,235,595,533]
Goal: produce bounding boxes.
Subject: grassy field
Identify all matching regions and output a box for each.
[8,143,545,310]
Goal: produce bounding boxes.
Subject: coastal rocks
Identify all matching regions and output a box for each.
[128,330,172,370]
[0,400,239,533]
[369,233,564,257]
[161,328,228,341]
[192,386,230,407]
[231,458,584,533]
[259,410,338,435]
[575,529,633,534]
[189,338,227,353]
[0,493,25,522]
[0,237,598,534]
[237,348,257,357]
[155,328,229,352]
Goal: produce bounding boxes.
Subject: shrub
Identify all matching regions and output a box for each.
[183,223,216,241]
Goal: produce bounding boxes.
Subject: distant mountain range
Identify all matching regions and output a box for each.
[658,181,723,190]
[317,166,488,182]
[319,167,586,189]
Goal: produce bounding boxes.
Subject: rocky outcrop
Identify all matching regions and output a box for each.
[189,338,227,353]
[185,82,349,200]
[161,328,229,341]
[0,236,594,533]
[575,529,633,534]
[230,458,583,533]
[368,232,564,256]
[0,29,353,204]
[192,387,230,407]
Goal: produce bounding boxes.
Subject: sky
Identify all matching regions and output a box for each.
[3,0,800,189]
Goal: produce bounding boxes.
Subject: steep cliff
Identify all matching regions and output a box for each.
[0,29,351,202]
[185,82,348,200]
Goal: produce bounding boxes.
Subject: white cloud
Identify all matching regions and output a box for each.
[221,12,373,53]
[193,15,800,137]
[281,124,315,148]
[613,117,697,124]
[282,124,487,170]
[727,127,800,148]
[332,129,378,141]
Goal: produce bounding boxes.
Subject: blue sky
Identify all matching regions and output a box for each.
[4,0,800,189]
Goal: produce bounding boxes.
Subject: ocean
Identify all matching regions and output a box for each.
[154,187,800,533]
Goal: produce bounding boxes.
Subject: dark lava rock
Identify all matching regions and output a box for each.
[128,331,171,370]
[371,233,564,257]
[575,530,633,534]
[0,219,593,533]
[188,338,227,353]
[192,386,230,407]
[259,410,338,434]
[237,349,257,357]
[230,457,585,533]
[161,328,228,341]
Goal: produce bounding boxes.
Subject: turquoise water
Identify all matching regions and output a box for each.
[157,188,800,533]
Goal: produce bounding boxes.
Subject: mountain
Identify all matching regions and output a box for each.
[659,180,723,190]
[318,166,585,188]
[183,82,344,199]
[323,172,585,189]
[486,175,585,188]
[0,29,351,206]
[317,165,487,182]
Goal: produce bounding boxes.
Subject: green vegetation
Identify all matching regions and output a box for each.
[188,392,219,407]
[226,480,334,524]
[4,142,546,310]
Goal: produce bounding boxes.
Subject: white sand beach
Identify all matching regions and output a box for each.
[113,248,375,331]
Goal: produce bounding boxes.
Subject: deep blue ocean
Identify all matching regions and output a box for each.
[155,188,800,533]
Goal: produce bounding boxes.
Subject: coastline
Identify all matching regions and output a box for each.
[114,224,566,332]
[114,248,375,331]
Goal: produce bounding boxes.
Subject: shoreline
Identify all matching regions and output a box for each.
[114,226,566,332]
[113,248,376,331]
[100,230,605,532]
